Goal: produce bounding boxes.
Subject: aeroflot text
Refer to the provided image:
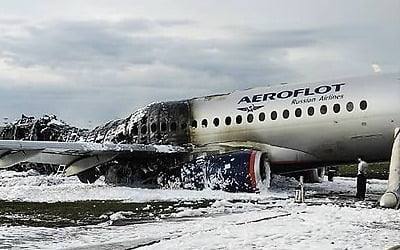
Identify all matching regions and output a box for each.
[237,83,346,104]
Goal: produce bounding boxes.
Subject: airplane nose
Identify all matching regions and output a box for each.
[379,192,398,208]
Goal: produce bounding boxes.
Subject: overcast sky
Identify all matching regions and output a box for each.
[0,0,398,127]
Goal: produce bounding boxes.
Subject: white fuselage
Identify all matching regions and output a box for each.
[189,73,400,166]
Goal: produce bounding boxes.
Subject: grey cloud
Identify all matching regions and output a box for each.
[1,18,309,87]
[1,16,397,126]
[0,18,27,26]
[0,19,194,68]
[2,18,397,86]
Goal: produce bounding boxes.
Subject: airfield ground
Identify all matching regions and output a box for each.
[0,168,399,249]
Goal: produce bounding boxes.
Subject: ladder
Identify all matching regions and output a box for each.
[56,165,67,176]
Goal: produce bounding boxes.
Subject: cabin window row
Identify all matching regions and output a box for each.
[132,121,187,136]
[191,100,368,128]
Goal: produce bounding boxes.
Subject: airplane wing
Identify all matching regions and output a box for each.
[0,140,187,176]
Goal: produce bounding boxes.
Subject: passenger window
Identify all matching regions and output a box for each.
[170,122,177,131]
[236,115,243,124]
[333,104,340,113]
[346,102,354,112]
[360,100,367,110]
[180,123,186,130]
[213,118,220,127]
[320,105,327,115]
[259,112,265,122]
[132,125,139,136]
[283,109,289,119]
[141,125,147,134]
[161,122,167,132]
[225,116,232,126]
[201,119,208,128]
[191,120,198,128]
[295,108,302,118]
[247,114,254,123]
[271,111,277,120]
[151,123,157,133]
[307,107,314,116]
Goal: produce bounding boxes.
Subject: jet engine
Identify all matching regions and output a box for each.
[181,150,270,192]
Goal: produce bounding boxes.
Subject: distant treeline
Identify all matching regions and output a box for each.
[335,162,389,179]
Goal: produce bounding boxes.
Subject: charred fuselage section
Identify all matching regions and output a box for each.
[0,114,87,142]
[81,101,192,186]
[0,115,88,174]
[84,101,190,145]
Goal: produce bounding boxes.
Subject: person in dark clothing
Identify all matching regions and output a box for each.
[356,157,368,200]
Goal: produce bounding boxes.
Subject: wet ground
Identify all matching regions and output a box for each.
[1,173,397,249]
[0,199,218,227]
[0,187,382,228]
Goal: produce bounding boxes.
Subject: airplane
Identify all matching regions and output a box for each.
[0,72,399,207]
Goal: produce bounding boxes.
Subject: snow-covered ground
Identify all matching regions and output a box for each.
[0,169,399,250]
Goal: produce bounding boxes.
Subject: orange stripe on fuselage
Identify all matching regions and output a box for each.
[249,151,257,190]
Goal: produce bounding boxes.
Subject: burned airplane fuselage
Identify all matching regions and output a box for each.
[3,73,398,193]
[85,101,191,146]
[82,101,194,188]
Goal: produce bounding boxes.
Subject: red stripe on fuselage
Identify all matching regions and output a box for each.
[249,151,257,190]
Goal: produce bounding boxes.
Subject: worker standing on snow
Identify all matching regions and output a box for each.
[356,157,368,200]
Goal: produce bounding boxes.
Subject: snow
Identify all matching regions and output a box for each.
[155,144,182,153]
[1,170,400,249]
[0,170,281,202]
[47,119,66,127]
[109,211,135,221]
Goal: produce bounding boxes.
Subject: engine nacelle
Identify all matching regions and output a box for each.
[181,150,270,192]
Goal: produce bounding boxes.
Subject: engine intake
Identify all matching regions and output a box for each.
[182,150,270,192]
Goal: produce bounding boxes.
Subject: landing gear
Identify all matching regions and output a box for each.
[297,168,325,183]
[327,166,337,182]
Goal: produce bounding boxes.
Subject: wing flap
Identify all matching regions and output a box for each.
[65,153,118,176]
[0,149,43,169]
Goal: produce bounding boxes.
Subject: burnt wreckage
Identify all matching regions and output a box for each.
[1,102,267,192]
[0,114,88,174]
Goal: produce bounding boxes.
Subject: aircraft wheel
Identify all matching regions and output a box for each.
[304,168,325,183]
